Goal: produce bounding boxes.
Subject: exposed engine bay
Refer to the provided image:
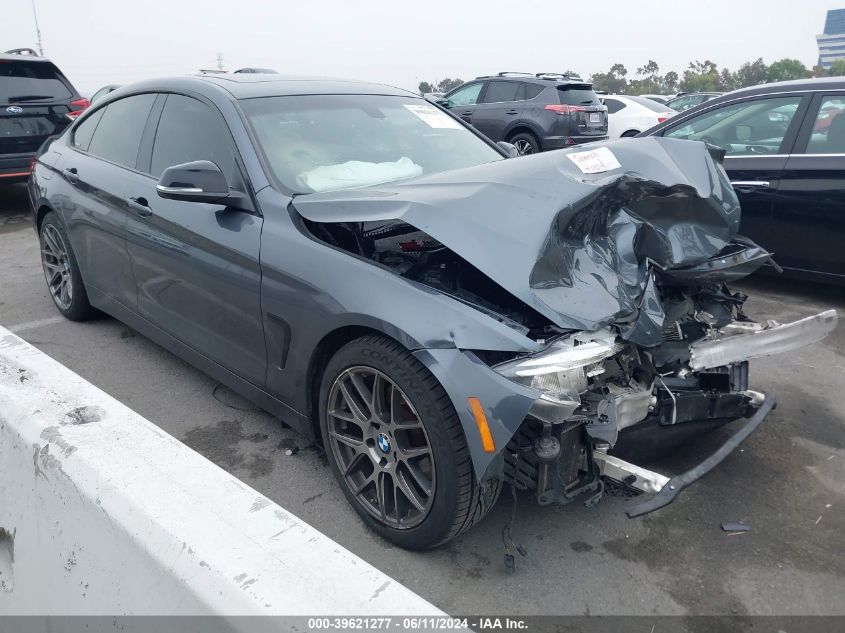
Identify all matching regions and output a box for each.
[292,137,839,515]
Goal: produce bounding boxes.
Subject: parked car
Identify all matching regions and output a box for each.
[0,48,88,183]
[29,75,837,549]
[601,94,676,138]
[639,76,845,283]
[90,84,121,103]
[438,72,608,154]
[666,92,722,112]
[639,93,671,106]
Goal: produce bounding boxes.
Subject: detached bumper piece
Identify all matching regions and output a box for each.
[595,396,776,518]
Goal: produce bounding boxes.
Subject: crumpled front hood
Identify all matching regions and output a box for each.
[292,137,749,345]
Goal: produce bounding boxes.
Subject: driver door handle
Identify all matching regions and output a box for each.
[730,181,770,189]
[126,196,153,217]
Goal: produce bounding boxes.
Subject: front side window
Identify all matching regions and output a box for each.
[241,94,503,193]
[804,96,845,154]
[447,82,483,107]
[150,94,235,179]
[482,80,520,104]
[87,93,156,169]
[663,95,802,156]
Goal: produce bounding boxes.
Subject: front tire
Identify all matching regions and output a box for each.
[319,335,500,549]
[39,211,98,321]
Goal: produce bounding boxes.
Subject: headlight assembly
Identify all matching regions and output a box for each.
[493,328,622,405]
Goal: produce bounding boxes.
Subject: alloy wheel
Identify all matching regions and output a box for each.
[40,224,73,311]
[513,139,534,155]
[326,366,436,529]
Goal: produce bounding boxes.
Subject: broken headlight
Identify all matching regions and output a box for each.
[493,329,622,405]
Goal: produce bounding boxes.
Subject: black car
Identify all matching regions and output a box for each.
[640,77,845,284]
[29,75,837,549]
[0,48,88,183]
[438,72,608,155]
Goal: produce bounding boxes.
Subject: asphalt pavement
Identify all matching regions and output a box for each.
[1,182,843,616]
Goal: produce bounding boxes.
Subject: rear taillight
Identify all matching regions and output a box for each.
[66,98,90,120]
[544,104,587,115]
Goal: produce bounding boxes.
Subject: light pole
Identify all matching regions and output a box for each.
[31,0,44,55]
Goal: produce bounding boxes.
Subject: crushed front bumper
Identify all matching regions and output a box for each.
[595,395,776,517]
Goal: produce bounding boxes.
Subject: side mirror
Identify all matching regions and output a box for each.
[497,141,520,158]
[156,160,231,203]
[435,98,450,108]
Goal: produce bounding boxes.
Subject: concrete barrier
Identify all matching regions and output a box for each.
[0,326,442,616]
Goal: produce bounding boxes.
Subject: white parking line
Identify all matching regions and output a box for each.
[6,315,66,334]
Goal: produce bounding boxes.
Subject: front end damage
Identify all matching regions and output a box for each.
[292,137,839,516]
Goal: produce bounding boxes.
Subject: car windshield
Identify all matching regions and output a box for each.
[626,95,672,112]
[240,94,504,193]
[0,59,72,103]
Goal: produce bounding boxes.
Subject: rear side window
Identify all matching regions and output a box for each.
[482,80,520,104]
[524,84,544,100]
[557,85,601,106]
[604,98,625,114]
[87,94,156,169]
[150,94,235,179]
[72,108,106,151]
[0,59,73,103]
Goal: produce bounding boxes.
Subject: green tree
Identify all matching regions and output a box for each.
[733,58,768,88]
[680,60,720,92]
[418,81,434,95]
[812,64,829,77]
[767,58,810,82]
[719,67,736,91]
[590,63,628,94]
[437,78,464,93]
[662,71,679,93]
[826,59,845,76]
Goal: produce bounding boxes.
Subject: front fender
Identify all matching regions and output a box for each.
[413,347,540,481]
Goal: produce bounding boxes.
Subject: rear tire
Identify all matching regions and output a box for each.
[319,335,501,549]
[39,211,98,321]
[509,131,541,155]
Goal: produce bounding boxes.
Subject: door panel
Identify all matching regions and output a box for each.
[125,191,267,385]
[765,93,845,277]
[471,80,524,141]
[445,81,484,126]
[125,93,267,386]
[60,95,157,308]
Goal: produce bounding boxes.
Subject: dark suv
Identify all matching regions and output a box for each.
[439,72,608,155]
[1,48,88,183]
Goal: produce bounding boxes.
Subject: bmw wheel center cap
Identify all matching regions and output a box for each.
[377,432,391,453]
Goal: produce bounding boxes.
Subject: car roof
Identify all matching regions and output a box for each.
[725,76,845,97]
[115,74,417,100]
[0,53,55,63]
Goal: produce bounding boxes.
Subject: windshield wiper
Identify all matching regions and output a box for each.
[7,95,54,103]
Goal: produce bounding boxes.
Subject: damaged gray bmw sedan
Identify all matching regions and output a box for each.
[29,74,838,549]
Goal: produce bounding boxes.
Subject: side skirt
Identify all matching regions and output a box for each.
[86,286,313,439]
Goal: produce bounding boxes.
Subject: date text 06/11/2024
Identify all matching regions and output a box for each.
[307,617,529,630]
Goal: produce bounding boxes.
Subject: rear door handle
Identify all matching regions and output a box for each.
[126,196,153,217]
[506,110,520,115]
[730,181,771,190]
[63,167,78,184]
[461,111,473,117]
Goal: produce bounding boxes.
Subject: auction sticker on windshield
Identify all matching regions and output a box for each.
[566,147,622,174]
[404,104,463,129]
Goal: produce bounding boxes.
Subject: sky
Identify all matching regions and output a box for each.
[2,0,842,96]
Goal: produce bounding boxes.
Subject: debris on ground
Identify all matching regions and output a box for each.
[720,521,752,533]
